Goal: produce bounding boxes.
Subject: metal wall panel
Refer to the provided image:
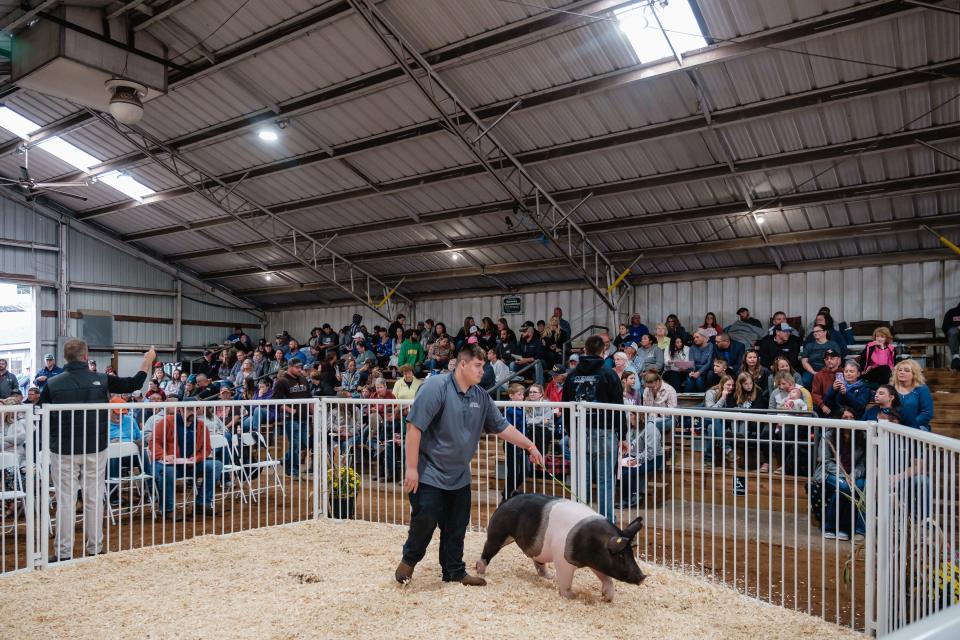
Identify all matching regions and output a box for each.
[67,229,176,290]
[634,259,954,331]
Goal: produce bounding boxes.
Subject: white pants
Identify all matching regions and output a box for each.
[50,449,106,559]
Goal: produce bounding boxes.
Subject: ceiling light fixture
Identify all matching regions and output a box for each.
[258,128,279,142]
[265,274,272,281]
[451,252,460,261]
[755,213,766,225]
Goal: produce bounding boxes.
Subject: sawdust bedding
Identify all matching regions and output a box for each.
[0,519,862,640]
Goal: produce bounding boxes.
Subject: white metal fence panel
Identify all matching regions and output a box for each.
[36,398,316,567]
[876,423,960,636]
[6,396,960,638]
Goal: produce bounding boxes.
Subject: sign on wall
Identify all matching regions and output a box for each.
[501,295,523,315]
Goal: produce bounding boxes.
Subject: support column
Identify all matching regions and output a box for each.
[174,279,183,361]
[56,222,68,339]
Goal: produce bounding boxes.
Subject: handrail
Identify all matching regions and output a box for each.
[562,323,608,363]
[485,360,539,399]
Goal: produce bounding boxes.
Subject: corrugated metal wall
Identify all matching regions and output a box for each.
[0,196,264,370]
[265,259,957,339]
[635,260,955,330]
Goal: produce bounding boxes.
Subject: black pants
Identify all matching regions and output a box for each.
[503,442,527,501]
[401,482,472,581]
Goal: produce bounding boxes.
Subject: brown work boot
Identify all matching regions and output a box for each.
[460,573,487,587]
[395,561,414,585]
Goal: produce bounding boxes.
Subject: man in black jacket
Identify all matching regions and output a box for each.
[39,339,153,561]
[561,335,624,522]
[513,322,545,385]
[757,323,802,370]
[943,301,960,370]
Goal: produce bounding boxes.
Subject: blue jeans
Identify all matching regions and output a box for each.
[151,460,223,513]
[588,429,619,522]
[424,358,448,372]
[401,483,472,581]
[684,375,707,393]
[801,371,815,389]
[283,419,309,475]
[620,455,664,498]
[241,408,270,432]
[646,416,674,434]
[823,474,866,535]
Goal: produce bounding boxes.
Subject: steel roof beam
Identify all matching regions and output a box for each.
[71,54,960,224]
[240,213,960,297]
[190,169,960,280]
[121,121,960,246]
[87,109,410,321]
[3,0,628,165]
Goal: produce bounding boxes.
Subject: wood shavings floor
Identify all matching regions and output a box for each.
[0,519,862,639]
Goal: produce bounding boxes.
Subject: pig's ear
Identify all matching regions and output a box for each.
[607,535,630,554]
[622,515,644,540]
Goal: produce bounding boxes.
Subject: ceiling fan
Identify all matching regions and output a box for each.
[0,144,91,202]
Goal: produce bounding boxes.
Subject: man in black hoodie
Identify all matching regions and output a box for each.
[943,301,960,370]
[561,335,624,522]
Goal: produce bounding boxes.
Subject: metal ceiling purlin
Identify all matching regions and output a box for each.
[239,212,960,297]
[346,0,624,311]
[85,109,411,322]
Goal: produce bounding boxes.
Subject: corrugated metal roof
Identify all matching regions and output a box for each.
[0,0,956,306]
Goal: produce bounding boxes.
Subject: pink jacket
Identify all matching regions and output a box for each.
[863,341,895,371]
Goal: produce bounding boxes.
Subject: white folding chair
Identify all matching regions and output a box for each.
[104,441,156,524]
[208,433,246,504]
[235,431,285,501]
[0,452,26,534]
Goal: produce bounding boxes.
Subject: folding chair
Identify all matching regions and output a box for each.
[208,433,246,504]
[235,431,285,501]
[0,452,26,534]
[104,441,156,525]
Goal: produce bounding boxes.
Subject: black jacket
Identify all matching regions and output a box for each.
[38,361,147,454]
[757,333,801,370]
[561,355,623,430]
[943,304,960,334]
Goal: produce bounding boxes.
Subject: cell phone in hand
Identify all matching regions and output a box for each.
[835,372,843,382]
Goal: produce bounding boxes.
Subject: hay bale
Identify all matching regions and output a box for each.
[0,520,861,639]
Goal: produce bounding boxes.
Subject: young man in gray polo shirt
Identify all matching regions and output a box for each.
[395,344,542,587]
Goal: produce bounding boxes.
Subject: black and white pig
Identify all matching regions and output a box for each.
[475,493,645,601]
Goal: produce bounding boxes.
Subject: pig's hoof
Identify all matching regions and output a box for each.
[534,562,553,579]
[475,560,487,576]
[602,590,615,603]
[559,589,575,600]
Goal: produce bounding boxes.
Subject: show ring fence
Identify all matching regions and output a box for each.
[1,398,957,636]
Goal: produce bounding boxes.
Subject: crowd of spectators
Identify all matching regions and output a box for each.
[0,303,944,534]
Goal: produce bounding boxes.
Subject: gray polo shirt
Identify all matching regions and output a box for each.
[407,373,509,490]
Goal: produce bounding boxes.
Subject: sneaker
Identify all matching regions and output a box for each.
[837,531,851,541]
[823,530,837,539]
[853,532,865,542]
[953,355,960,372]
[395,561,414,585]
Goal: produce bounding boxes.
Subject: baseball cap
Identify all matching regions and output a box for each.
[44,353,55,360]
[154,362,163,368]
[776,322,793,332]
[352,332,364,339]
[467,336,478,344]
[203,349,213,356]
[824,348,842,358]
[624,342,638,351]
[737,307,749,314]
[568,353,580,362]
[289,358,303,367]
[469,325,478,334]
[520,321,535,329]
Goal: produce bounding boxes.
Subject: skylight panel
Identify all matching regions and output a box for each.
[615,1,708,63]
[0,105,155,203]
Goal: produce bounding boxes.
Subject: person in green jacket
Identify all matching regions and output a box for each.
[396,330,425,374]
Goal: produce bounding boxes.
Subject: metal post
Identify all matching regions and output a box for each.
[573,403,588,505]
[875,423,890,635]
[39,408,51,567]
[24,409,36,571]
[865,421,878,636]
[173,279,183,361]
[57,222,68,338]
[316,399,328,519]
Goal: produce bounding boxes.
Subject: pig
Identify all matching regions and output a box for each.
[475,493,645,601]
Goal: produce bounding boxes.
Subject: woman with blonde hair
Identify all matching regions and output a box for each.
[862,326,896,385]
[891,359,933,431]
[542,316,568,369]
[654,323,670,351]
